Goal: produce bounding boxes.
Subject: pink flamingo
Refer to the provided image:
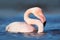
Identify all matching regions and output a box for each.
[6,7,46,34]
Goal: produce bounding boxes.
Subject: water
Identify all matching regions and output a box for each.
[0,11,60,40]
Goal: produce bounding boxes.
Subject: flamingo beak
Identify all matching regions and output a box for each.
[43,21,46,27]
[38,14,46,27]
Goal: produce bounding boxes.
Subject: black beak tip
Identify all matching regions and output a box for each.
[43,21,46,27]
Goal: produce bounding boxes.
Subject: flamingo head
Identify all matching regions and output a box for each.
[31,7,46,26]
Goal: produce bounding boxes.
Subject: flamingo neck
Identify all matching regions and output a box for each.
[24,11,31,24]
[24,7,45,33]
[34,20,44,33]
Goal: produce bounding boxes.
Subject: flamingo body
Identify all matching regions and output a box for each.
[6,22,35,33]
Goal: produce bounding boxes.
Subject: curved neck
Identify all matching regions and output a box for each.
[24,7,45,33]
[24,9,31,24]
[36,21,44,33]
[24,10,44,33]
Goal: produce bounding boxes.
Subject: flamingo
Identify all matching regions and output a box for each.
[5,7,46,34]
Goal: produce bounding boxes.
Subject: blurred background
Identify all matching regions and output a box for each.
[0,0,60,40]
[0,0,60,18]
